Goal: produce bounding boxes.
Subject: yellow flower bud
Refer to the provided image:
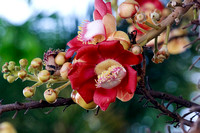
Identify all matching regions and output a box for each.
[19,58,28,67]
[7,76,15,83]
[60,62,72,80]
[71,90,97,110]
[18,69,27,79]
[0,122,17,133]
[23,87,35,98]
[38,70,50,82]
[118,0,139,19]
[7,64,15,71]
[44,88,57,103]
[3,74,9,80]
[55,52,66,66]
[31,58,43,69]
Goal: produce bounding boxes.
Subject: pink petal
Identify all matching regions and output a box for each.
[79,20,106,43]
[77,78,97,103]
[94,87,117,111]
[68,62,96,90]
[116,86,134,102]
[95,0,107,17]
[76,45,103,64]
[65,47,80,59]
[116,51,143,65]
[98,40,124,59]
[67,36,82,48]
[106,2,112,14]
[120,65,137,94]
[93,10,103,20]
[102,14,116,36]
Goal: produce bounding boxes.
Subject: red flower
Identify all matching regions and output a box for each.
[65,0,116,60]
[68,41,142,111]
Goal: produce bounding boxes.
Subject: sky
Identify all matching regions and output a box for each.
[0,0,93,25]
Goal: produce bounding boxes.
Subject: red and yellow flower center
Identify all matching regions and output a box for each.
[95,59,126,89]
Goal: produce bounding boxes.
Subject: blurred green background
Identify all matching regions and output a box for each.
[0,0,199,133]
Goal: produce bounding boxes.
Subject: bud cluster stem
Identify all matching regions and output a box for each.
[54,81,71,94]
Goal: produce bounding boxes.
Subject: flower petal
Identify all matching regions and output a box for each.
[95,0,107,17]
[77,78,97,103]
[94,87,117,111]
[98,40,124,59]
[68,62,96,90]
[65,47,79,59]
[67,36,82,48]
[106,2,112,14]
[120,65,137,94]
[116,86,134,102]
[115,51,143,65]
[76,45,103,64]
[102,14,116,36]
[65,36,85,59]
[93,10,103,20]
[78,20,106,43]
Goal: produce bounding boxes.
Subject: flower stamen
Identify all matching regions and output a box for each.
[96,65,126,89]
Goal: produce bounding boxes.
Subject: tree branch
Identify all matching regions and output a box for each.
[137,0,194,44]
[0,98,75,116]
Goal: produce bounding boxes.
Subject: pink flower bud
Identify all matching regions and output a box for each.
[71,90,97,110]
[118,0,139,19]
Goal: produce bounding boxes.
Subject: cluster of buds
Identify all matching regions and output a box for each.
[118,0,162,31]
[2,61,21,83]
[152,45,170,64]
[2,49,73,104]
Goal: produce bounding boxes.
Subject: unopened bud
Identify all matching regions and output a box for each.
[60,62,72,80]
[19,58,28,67]
[15,66,20,71]
[2,63,9,69]
[0,122,17,133]
[3,74,9,79]
[71,90,97,110]
[55,52,66,66]
[23,87,35,98]
[38,70,50,82]
[131,45,143,55]
[7,64,15,71]
[135,12,147,23]
[44,88,57,103]
[9,61,16,66]
[118,0,139,19]
[18,69,27,79]
[7,76,15,83]
[31,58,43,69]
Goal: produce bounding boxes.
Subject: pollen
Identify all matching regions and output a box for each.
[96,65,127,89]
